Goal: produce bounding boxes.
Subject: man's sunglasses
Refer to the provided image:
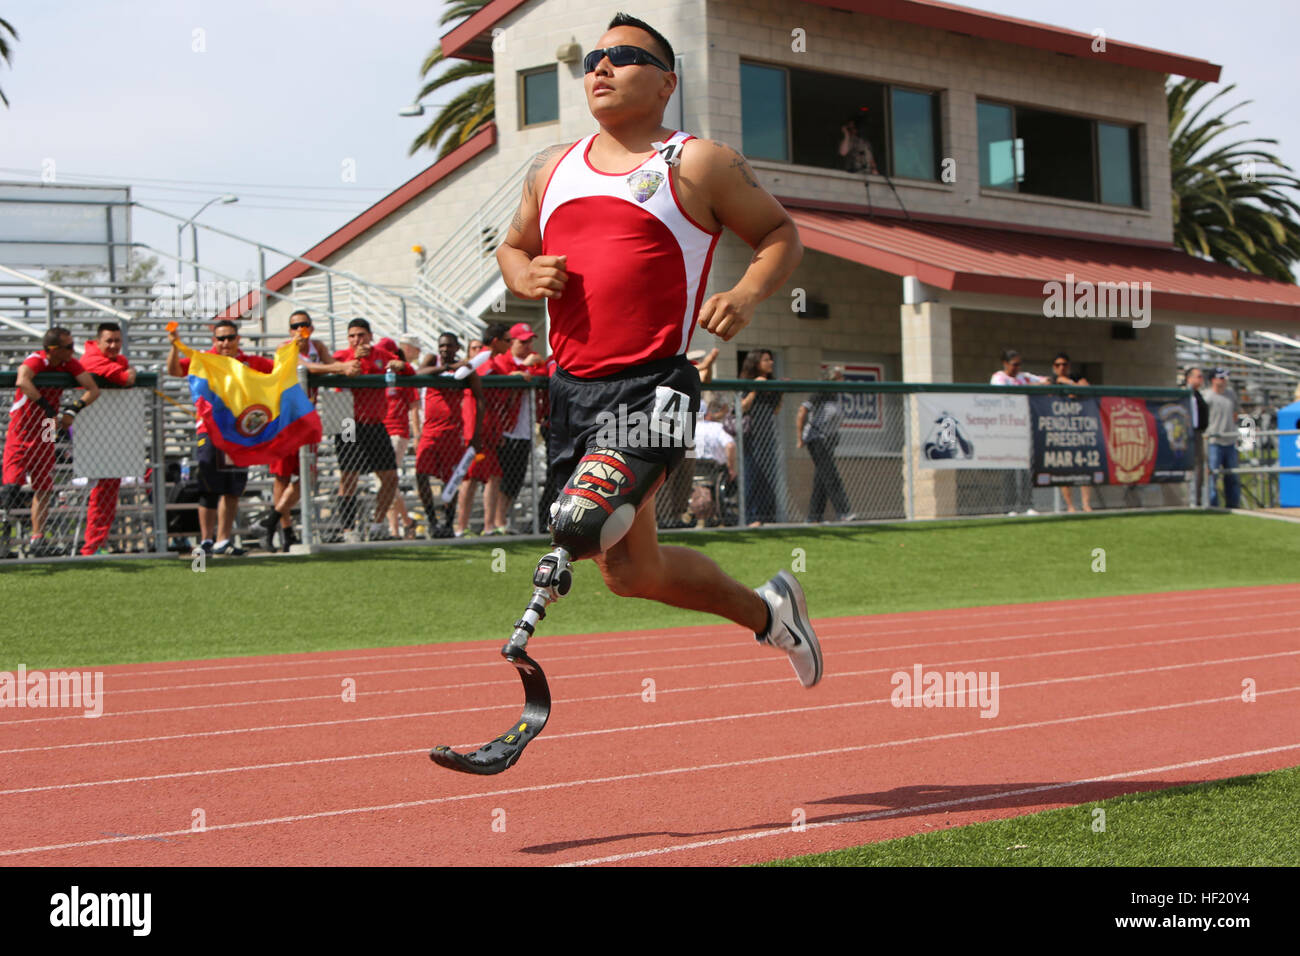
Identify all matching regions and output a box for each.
[289,321,312,330]
[215,334,238,342]
[584,45,671,74]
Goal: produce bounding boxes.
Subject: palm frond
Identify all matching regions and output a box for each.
[1169,76,1300,283]
[409,3,496,160]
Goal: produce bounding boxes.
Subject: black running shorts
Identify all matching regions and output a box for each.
[336,421,398,474]
[548,355,700,491]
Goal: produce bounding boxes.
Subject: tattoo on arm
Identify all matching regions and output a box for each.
[710,140,759,188]
[523,144,569,201]
[729,148,759,188]
[510,201,526,234]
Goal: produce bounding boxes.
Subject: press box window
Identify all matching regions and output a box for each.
[519,66,558,128]
[740,61,941,180]
[978,99,1141,207]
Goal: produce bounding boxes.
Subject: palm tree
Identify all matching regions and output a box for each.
[1169,77,1300,283]
[408,1,495,159]
[0,16,19,108]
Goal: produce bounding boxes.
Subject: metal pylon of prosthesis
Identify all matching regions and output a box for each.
[504,546,574,660]
[429,547,572,775]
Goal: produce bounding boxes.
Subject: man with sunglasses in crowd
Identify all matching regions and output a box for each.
[493,13,822,689]
[167,319,273,555]
[3,327,101,556]
[256,310,359,551]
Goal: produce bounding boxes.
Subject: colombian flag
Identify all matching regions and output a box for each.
[175,337,322,466]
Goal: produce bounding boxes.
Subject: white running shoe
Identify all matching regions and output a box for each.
[755,570,823,687]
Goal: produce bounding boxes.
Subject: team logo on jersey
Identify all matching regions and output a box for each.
[235,404,272,437]
[627,170,665,203]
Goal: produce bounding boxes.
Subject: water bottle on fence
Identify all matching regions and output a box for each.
[385,365,397,397]
[180,457,191,484]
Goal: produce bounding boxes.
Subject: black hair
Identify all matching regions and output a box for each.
[289,309,312,322]
[438,332,460,344]
[483,321,512,344]
[1000,349,1021,363]
[348,317,372,332]
[43,327,71,350]
[608,12,674,66]
[1053,352,1070,363]
[97,322,121,335]
[214,319,239,333]
[739,349,773,379]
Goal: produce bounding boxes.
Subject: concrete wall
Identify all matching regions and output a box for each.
[951,309,1179,387]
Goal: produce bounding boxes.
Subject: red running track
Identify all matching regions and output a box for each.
[1,583,1298,866]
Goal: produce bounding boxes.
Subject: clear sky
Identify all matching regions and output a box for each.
[2,0,1297,287]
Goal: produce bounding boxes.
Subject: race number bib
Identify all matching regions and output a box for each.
[649,385,696,447]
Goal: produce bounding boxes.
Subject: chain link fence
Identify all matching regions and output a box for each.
[1,372,168,558]
[1,370,1200,562]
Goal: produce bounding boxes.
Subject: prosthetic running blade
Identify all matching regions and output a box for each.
[429,648,550,775]
[430,548,570,775]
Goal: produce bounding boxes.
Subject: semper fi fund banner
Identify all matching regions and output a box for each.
[1030,395,1194,486]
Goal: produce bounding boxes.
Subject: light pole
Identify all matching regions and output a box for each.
[176,194,238,314]
[397,101,447,117]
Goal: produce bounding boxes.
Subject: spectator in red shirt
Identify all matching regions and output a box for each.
[414,332,484,537]
[455,322,512,536]
[484,322,548,534]
[3,327,101,556]
[77,322,138,555]
[167,319,274,555]
[377,337,420,538]
[331,318,412,540]
[257,310,358,551]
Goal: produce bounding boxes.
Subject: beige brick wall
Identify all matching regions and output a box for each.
[951,309,1178,387]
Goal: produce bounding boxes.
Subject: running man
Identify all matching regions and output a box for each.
[495,13,820,686]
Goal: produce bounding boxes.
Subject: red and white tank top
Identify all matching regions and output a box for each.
[539,130,720,378]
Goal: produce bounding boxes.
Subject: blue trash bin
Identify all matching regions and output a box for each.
[1279,401,1300,507]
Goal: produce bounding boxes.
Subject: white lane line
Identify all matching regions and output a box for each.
[7,619,1295,727]
[37,587,1299,684]
[3,651,1297,792]
[11,604,1297,704]
[559,740,1300,866]
[2,686,1296,859]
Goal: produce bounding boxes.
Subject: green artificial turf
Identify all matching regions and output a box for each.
[2,510,1297,669]
[766,765,1300,866]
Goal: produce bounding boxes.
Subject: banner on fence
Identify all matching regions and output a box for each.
[836,364,893,457]
[915,392,1030,469]
[1030,395,1193,486]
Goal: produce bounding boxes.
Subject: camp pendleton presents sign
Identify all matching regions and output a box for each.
[1030,395,1193,486]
